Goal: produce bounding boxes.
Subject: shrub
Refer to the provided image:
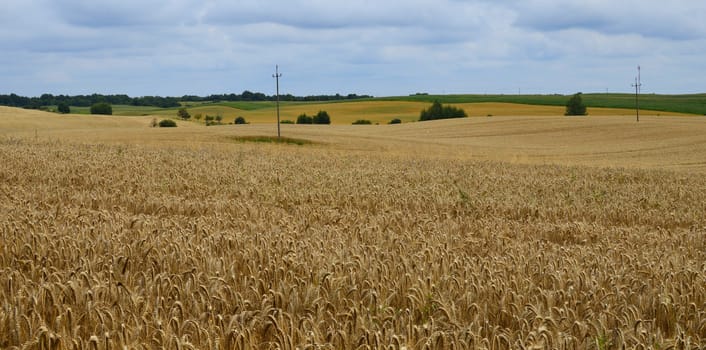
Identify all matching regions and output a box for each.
[297,111,331,124]
[280,119,294,124]
[234,116,247,124]
[388,118,402,124]
[194,113,202,121]
[565,92,587,116]
[177,107,191,120]
[158,119,177,127]
[297,114,313,124]
[57,103,70,114]
[419,101,467,121]
[90,102,112,115]
[352,119,372,125]
[313,110,331,124]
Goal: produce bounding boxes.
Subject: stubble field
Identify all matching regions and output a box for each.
[1,106,705,349]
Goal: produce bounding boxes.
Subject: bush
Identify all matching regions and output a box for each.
[90,102,112,115]
[234,116,247,124]
[313,110,331,124]
[177,107,191,120]
[419,101,467,121]
[352,119,372,125]
[280,119,294,124]
[158,119,177,127]
[297,111,331,124]
[565,92,587,116]
[296,113,313,124]
[57,103,70,114]
[388,118,402,124]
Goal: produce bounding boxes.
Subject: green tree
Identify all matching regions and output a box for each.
[177,107,191,120]
[419,101,467,121]
[215,114,223,124]
[313,110,331,124]
[388,118,402,124]
[57,102,70,114]
[234,116,247,124]
[565,93,587,116]
[90,102,112,115]
[296,113,313,124]
[352,119,372,125]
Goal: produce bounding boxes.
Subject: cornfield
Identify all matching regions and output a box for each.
[1,136,705,349]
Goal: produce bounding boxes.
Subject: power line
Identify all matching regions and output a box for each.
[272,65,282,138]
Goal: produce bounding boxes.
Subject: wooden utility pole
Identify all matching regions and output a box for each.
[273,65,282,138]
[632,65,641,122]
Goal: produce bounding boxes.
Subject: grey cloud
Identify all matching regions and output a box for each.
[1,0,705,96]
[512,0,706,40]
[44,0,196,28]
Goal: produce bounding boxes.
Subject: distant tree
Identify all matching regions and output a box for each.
[234,116,247,124]
[90,102,112,115]
[313,110,331,124]
[419,101,467,121]
[215,114,223,124]
[565,93,587,116]
[296,113,313,124]
[352,119,372,125]
[194,113,202,121]
[388,118,402,124]
[204,115,214,125]
[280,119,294,124]
[57,102,70,114]
[177,107,191,120]
[158,119,177,127]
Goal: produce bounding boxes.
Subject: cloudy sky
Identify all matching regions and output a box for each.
[1,0,704,97]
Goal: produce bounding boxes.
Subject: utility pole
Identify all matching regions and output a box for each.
[632,65,641,122]
[273,65,282,138]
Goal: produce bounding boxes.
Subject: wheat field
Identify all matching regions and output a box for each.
[184,101,691,125]
[1,106,706,349]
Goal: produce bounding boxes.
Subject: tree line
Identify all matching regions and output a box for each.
[0,93,180,109]
[0,91,372,109]
[180,91,372,102]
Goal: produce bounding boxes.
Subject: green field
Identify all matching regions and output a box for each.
[67,105,174,116]
[387,93,706,115]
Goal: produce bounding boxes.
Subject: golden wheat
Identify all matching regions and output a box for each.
[1,134,705,349]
